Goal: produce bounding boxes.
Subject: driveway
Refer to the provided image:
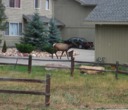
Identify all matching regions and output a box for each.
[69,48,95,62]
[0,48,95,66]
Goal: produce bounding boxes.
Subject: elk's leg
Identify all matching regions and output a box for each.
[66,51,69,60]
[60,51,64,59]
[51,54,53,59]
[55,53,58,59]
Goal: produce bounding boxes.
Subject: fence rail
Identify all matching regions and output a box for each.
[0,77,46,83]
[0,52,128,78]
[0,51,128,107]
[0,74,51,107]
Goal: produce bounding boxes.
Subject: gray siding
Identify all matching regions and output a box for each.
[95,25,128,64]
[54,0,95,41]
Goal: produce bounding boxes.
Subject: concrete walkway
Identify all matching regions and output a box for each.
[0,48,95,66]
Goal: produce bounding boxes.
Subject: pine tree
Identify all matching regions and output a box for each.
[21,12,48,50]
[2,40,7,53]
[42,18,62,57]
[0,0,7,30]
[0,0,7,44]
[48,18,61,45]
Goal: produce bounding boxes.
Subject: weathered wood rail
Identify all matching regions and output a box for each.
[0,50,128,79]
[74,61,128,79]
[0,74,51,107]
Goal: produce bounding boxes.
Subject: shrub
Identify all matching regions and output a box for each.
[42,43,57,53]
[15,43,35,53]
[2,40,7,53]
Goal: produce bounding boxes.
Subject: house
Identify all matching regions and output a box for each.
[1,0,100,47]
[53,0,96,41]
[1,0,63,46]
[85,0,128,64]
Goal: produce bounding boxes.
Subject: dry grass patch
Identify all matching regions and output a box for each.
[0,66,127,110]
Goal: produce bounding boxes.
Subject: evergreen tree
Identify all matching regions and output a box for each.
[42,18,62,57]
[0,0,7,30]
[21,12,48,50]
[2,40,7,53]
[48,18,61,45]
[0,0,7,44]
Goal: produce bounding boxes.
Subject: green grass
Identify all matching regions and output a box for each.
[0,65,128,110]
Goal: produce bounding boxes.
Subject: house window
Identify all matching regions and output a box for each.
[9,0,21,8]
[5,22,22,36]
[34,0,40,9]
[46,0,49,10]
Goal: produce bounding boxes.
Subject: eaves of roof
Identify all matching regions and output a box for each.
[75,0,102,6]
[85,0,128,24]
[23,14,65,26]
[84,21,128,25]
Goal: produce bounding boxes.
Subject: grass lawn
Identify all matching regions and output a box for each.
[0,65,128,110]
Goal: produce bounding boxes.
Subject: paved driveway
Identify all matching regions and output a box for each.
[70,48,95,62]
[0,48,95,66]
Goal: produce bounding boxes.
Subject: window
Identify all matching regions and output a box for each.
[46,0,49,10]
[34,0,40,9]
[5,22,22,36]
[9,0,20,8]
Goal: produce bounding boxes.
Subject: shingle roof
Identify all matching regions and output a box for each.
[23,15,65,26]
[85,0,128,23]
[75,0,102,5]
[23,15,49,22]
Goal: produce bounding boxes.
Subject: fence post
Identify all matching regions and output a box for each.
[28,55,32,73]
[71,57,75,77]
[115,61,119,79]
[45,74,51,107]
[68,50,74,59]
[14,57,18,69]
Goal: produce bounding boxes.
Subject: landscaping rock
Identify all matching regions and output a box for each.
[0,48,78,58]
[79,65,105,74]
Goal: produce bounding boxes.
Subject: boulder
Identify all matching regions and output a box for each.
[79,65,105,74]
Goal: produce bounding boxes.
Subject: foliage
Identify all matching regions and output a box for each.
[0,0,7,31]
[41,18,62,55]
[47,18,62,45]
[21,12,48,50]
[15,43,35,53]
[2,40,7,53]
[42,42,57,58]
[42,42,56,54]
[0,0,7,44]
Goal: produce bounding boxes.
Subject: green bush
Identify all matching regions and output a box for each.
[2,40,7,53]
[42,43,56,53]
[15,43,35,53]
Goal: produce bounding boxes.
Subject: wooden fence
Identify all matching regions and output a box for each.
[18,54,128,78]
[0,50,128,79]
[0,74,51,107]
[73,60,128,79]
[0,51,128,107]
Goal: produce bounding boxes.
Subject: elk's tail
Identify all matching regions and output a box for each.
[53,43,56,47]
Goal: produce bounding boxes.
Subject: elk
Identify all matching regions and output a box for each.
[53,43,72,59]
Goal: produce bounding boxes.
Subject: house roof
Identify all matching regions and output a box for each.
[85,0,128,24]
[75,0,102,5]
[23,15,65,26]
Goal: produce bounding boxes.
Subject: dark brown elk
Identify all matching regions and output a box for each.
[53,43,72,59]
